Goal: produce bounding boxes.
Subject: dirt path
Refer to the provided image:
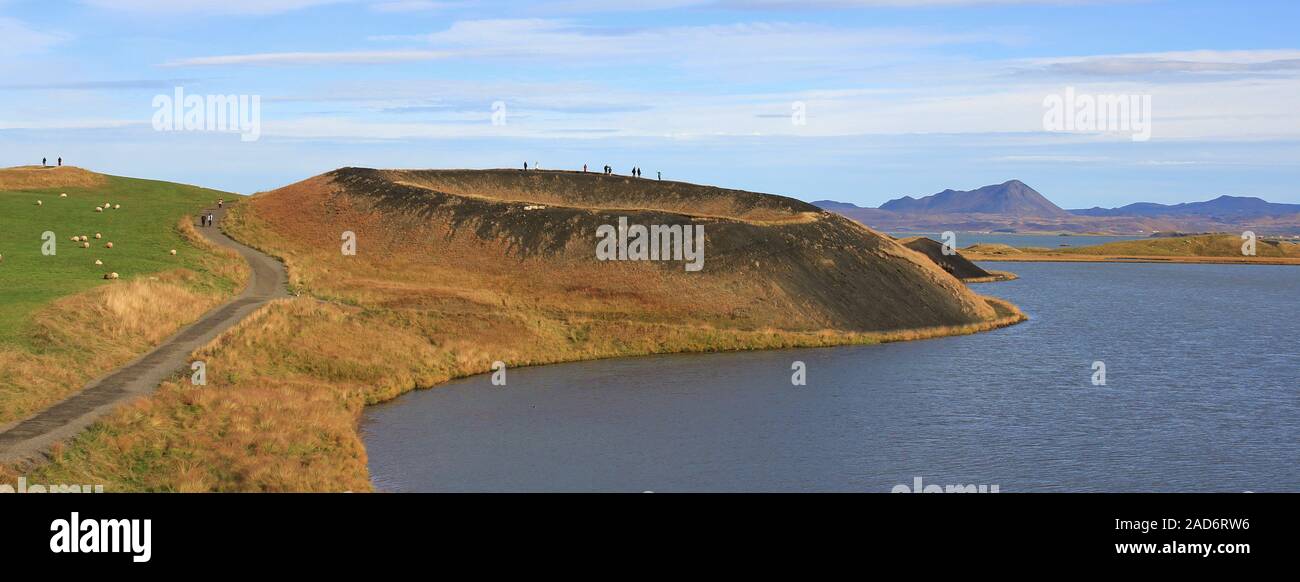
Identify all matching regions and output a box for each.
[0,206,287,463]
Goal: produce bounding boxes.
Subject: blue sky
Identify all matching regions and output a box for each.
[1,0,1298,208]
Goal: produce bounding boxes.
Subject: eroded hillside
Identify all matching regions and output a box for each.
[241,167,1004,332]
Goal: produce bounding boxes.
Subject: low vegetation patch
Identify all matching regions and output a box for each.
[0,169,246,424]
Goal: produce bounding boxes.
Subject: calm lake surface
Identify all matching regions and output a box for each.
[361,262,1299,492]
[889,232,1145,248]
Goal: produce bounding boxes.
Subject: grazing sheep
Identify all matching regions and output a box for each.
[81,242,90,248]
[103,272,119,280]
[114,204,121,210]
[36,200,43,206]
[95,206,103,212]
[105,242,114,249]
[169,249,177,256]
[60,193,68,198]
[94,233,101,239]
[94,259,103,266]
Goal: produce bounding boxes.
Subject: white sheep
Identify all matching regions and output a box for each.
[94,233,101,239]
[94,259,103,266]
[103,272,119,280]
[60,193,68,198]
[114,204,121,210]
[105,242,114,249]
[82,242,90,249]
[169,249,177,256]
[95,207,103,212]
[36,200,43,206]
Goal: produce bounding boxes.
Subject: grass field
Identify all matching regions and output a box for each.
[0,167,247,424]
[0,169,237,346]
[964,234,1300,264]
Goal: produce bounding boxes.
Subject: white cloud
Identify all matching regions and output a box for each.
[1024,50,1300,77]
[370,0,460,11]
[162,50,453,66]
[81,0,350,16]
[723,0,1120,6]
[165,18,1009,70]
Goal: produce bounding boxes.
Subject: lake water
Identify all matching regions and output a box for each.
[890,232,1144,249]
[361,262,1299,492]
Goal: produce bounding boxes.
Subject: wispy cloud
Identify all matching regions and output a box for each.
[171,18,1011,69]
[162,50,453,66]
[0,79,201,91]
[370,0,461,12]
[0,17,70,56]
[81,0,350,16]
[1022,50,1300,78]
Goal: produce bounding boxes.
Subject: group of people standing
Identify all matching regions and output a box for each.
[41,157,62,167]
[527,162,661,180]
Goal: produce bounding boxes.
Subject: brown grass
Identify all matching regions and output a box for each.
[0,166,107,191]
[0,217,247,425]
[7,294,1024,492]
[965,234,1300,265]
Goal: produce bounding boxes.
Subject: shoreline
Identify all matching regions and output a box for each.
[5,292,1026,492]
[968,254,1300,265]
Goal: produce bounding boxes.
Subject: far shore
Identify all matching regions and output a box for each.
[968,254,1300,266]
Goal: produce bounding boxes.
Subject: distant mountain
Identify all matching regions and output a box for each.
[1071,195,1300,219]
[880,180,1068,217]
[810,200,862,210]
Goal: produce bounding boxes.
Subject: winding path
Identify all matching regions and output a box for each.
[0,206,287,463]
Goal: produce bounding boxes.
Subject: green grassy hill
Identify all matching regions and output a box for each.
[1058,233,1300,258]
[0,167,236,347]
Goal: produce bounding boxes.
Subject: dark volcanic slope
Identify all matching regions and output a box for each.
[386,168,819,222]
[256,168,1005,333]
[899,237,993,281]
[881,180,1067,217]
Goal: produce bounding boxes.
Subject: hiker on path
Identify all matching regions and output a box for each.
[57,157,62,167]
[42,157,46,167]
[218,198,224,209]
[583,164,587,173]
[524,162,528,171]
[657,171,661,180]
